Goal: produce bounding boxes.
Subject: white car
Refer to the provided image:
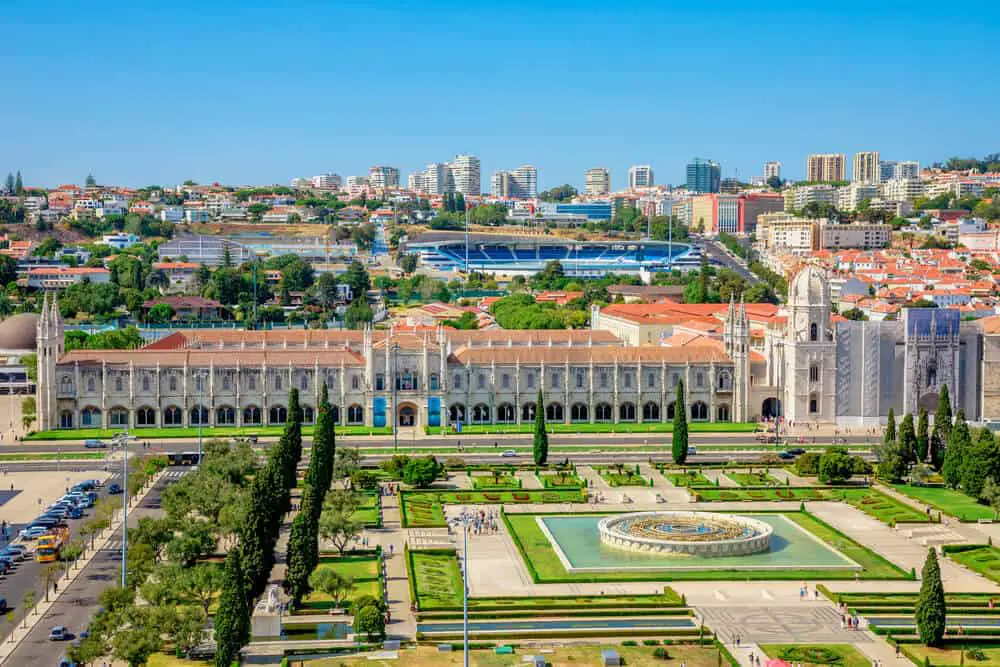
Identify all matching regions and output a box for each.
[500,450,518,458]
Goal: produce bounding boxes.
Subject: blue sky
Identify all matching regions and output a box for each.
[4,0,997,190]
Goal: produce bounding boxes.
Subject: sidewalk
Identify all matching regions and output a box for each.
[365,490,416,640]
[0,469,166,665]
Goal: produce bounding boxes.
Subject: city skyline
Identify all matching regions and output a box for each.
[3,1,997,189]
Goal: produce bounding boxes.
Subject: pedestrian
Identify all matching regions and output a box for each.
[389,543,394,556]
[895,645,901,659]
[54,582,58,593]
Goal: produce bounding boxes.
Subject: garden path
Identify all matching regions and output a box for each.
[516,471,543,489]
[575,465,611,490]
[366,488,417,640]
[639,463,690,503]
[704,469,739,487]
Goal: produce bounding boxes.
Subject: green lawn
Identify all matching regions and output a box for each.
[726,471,780,487]
[903,644,1000,667]
[470,474,520,490]
[350,491,381,528]
[666,471,712,487]
[425,422,759,435]
[830,488,929,524]
[596,465,650,487]
[400,489,585,528]
[538,473,585,488]
[692,487,828,502]
[503,511,909,582]
[300,553,382,611]
[407,549,464,610]
[0,452,107,461]
[945,545,1000,584]
[26,424,392,441]
[890,484,995,521]
[760,644,872,667]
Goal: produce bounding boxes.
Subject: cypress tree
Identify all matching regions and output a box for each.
[914,548,946,646]
[942,410,970,489]
[930,385,952,470]
[917,408,930,463]
[884,407,897,447]
[14,171,22,196]
[533,389,548,466]
[672,379,689,464]
[898,413,918,464]
[285,507,316,604]
[214,545,251,667]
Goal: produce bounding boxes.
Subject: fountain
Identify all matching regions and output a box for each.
[597,511,772,557]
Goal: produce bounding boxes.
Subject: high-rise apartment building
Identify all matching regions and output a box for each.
[686,158,721,194]
[368,166,400,189]
[880,160,921,182]
[764,161,782,181]
[411,163,449,195]
[585,167,611,195]
[449,154,481,196]
[852,151,881,184]
[310,173,342,190]
[491,165,537,199]
[806,153,847,182]
[627,165,654,190]
[410,155,481,196]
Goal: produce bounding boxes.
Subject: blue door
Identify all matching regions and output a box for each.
[373,397,386,428]
[428,397,441,427]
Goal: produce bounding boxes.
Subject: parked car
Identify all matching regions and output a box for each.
[68,507,84,519]
[48,626,70,641]
[500,450,517,458]
[0,597,7,613]
[4,544,27,557]
[1,548,26,562]
[20,526,49,540]
[83,440,106,449]
[107,483,122,495]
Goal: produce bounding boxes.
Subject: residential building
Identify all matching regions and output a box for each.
[720,178,741,194]
[152,262,201,290]
[100,233,141,250]
[27,267,111,290]
[411,163,449,195]
[818,222,891,250]
[852,151,881,183]
[806,153,847,182]
[756,213,890,255]
[368,166,400,190]
[157,235,256,267]
[628,165,655,190]
[141,296,226,321]
[881,178,925,202]
[184,209,212,223]
[346,176,369,196]
[784,184,837,211]
[411,155,481,196]
[737,194,785,235]
[836,183,878,211]
[449,154,481,196]
[880,161,920,182]
[491,165,537,198]
[585,167,611,196]
[312,173,343,190]
[764,161,782,181]
[159,206,184,223]
[686,158,721,194]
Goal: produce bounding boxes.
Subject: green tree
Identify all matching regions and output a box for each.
[402,456,441,487]
[353,601,386,640]
[214,546,251,667]
[319,490,362,556]
[981,477,1000,520]
[399,253,418,274]
[898,413,918,464]
[672,380,689,464]
[14,171,23,195]
[963,428,1000,500]
[533,389,548,465]
[914,548,946,646]
[942,410,970,489]
[917,408,930,463]
[930,385,952,469]
[818,448,854,484]
[308,568,353,609]
[178,563,223,617]
[344,298,374,329]
[285,509,317,605]
[146,303,174,324]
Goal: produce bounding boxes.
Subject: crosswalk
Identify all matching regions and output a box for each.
[164,470,188,480]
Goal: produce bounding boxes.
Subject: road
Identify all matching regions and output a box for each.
[1,469,187,667]
[700,236,757,284]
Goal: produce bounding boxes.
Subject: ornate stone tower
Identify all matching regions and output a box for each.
[784,265,836,423]
[35,293,64,430]
[902,309,960,414]
[723,295,750,421]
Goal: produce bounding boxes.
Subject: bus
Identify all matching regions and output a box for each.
[35,527,69,563]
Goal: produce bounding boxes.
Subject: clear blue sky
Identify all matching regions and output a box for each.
[4,0,997,190]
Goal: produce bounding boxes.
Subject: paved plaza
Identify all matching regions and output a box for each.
[699,605,868,643]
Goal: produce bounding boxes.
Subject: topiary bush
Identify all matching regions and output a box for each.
[653,647,670,659]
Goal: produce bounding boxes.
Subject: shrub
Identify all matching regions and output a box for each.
[622,640,638,646]
[653,647,670,659]
[968,649,988,661]
[642,639,660,646]
[350,470,379,490]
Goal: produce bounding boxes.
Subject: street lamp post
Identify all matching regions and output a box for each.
[194,370,209,465]
[392,342,399,452]
[113,430,135,588]
[449,511,472,667]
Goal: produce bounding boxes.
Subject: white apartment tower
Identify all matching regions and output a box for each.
[448,154,481,196]
[628,165,654,190]
[880,160,921,182]
[311,173,342,190]
[490,165,537,199]
[852,151,881,184]
[368,166,400,189]
[585,167,611,195]
[764,161,782,181]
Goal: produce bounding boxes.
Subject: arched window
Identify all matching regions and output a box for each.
[248,375,257,391]
[142,376,150,392]
[496,403,515,423]
[300,374,309,391]
[216,406,235,425]
[472,403,490,424]
[643,401,660,421]
[809,322,818,342]
[718,371,732,390]
[87,377,95,392]
[190,405,209,425]
[696,372,704,388]
[346,404,364,424]
[809,393,818,414]
[115,377,123,392]
[222,375,231,391]
[81,406,101,427]
[501,373,510,389]
[453,373,463,389]
[927,366,937,386]
[595,402,612,422]
[666,401,676,419]
[60,376,73,393]
[619,401,636,422]
[551,373,560,390]
[243,405,262,425]
[110,407,128,427]
[169,376,177,392]
[691,401,708,421]
[521,402,536,421]
[546,402,563,422]
[59,410,73,428]
[331,405,341,424]
[647,372,656,388]
[375,374,385,391]
[623,373,632,389]
[576,373,585,389]
[275,374,283,391]
[809,365,819,382]
[269,405,287,424]
[717,404,731,422]
[477,374,486,390]
[163,405,182,426]
[137,407,155,426]
[302,406,315,423]
[526,372,535,389]
[430,374,440,391]
[570,403,588,422]
[449,404,466,423]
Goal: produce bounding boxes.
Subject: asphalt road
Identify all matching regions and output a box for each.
[2,469,186,667]
[700,236,757,283]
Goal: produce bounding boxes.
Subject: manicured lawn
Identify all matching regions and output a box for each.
[147,655,210,667]
[945,545,1000,584]
[470,473,520,490]
[304,644,728,667]
[408,550,464,609]
[301,553,382,610]
[538,472,585,488]
[351,491,380,528]
[666,471,712,487]
[890,483,995,521]
[400,489,585,528]
[503,511,908,582]
[596,465,650,487]
[830,488,928,524]
[425,422,759,435]
[26,424,392,441]
[727,471,780,487]
[760,644,871,667]
[0,452,107,461]
[903,645,1000,667]
[465,590,684,610]
[692,487,828,502]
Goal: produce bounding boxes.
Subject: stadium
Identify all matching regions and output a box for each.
[406,233,700,277]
